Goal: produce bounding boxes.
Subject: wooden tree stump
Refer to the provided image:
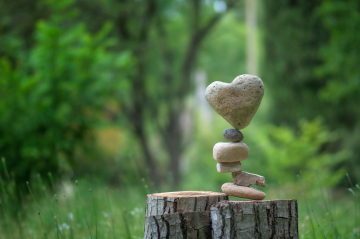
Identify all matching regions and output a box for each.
[211,200,299,239]
[144,191,228,239]
[143,192,298,239]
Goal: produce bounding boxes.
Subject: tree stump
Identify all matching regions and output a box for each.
[144,191,228,239]
[211,200,299,239]
[143,192,298,239]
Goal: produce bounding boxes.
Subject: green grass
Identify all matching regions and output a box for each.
[0,175,150,239]
[1,179,359,238]
[0,161,359,238]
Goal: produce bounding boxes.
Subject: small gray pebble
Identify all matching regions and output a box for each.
[223,128,244,142]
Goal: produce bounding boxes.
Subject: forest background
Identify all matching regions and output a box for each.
[0,0,359,238]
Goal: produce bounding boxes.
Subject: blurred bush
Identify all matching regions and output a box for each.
[183,114,348,193]
[253,119,348,187]
[0,0,132,184]
[0,0,359,192]
[262,0,360,184]
[0,0,246,189]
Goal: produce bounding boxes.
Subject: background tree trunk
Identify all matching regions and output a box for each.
[144,192,299,239]
[245,0,258,76]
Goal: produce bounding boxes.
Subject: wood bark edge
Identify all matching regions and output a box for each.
[146,191,228,217]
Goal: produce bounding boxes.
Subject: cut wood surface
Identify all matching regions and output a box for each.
[143,191,298,239]
[145,191,228,217]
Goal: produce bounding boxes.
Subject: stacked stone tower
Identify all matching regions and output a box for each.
[205,74,266,200]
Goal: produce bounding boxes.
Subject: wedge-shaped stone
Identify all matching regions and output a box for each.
[213,142,249,162]
[216,162,242,173]
[232,171,266,187]
[221,183,266,200]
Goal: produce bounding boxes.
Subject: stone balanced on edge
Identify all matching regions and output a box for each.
[205,74,266,200]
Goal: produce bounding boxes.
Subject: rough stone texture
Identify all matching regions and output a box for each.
[221,183,266,200]
[213,142,249,162]
[217,162,242,173]
[144,191,228,239]
[205,74,265,130]
[210,200,299,239]
[232,171,266,187]
[223,128,244,142]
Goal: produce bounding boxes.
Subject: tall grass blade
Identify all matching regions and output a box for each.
[0,197,9,236]
[346,173,358,239]
[298,174,316,239]
[48,172,55,192]
[50,194,65,239]
[312,210,327,239]
[90,189,97,239]
[106,188,116,239]
[38,211,48,239]
[122,209,131,239]
[315,169,339,238]
[37,173,49,199]
[75,180,93,239]
[27,181,51,221]
[64,195,74,239]
[1,157,10,180]
[17,211,23,238]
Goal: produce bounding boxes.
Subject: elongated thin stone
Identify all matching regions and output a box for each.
[216,162,242,173]
[213,142,249,162]
[232,171,266,187]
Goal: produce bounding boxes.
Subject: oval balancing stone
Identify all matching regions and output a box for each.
[221,183,266,200]
[223,128,244,142]
[217,162,242,173]
[205,74,264,130]
[213,142,249,162]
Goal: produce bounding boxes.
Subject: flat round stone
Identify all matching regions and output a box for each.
[223,128,244,142]
[217,162,242,173]
[213,142,249,162]
[221,183,266,200]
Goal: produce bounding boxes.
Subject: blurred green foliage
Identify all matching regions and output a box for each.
[262,0,360,184]
[253,119,348,187]
[0,0,132,183]
[0,0,359,237]
[0,0,358,198]
[317,0,360,103]
[184,116,348,192]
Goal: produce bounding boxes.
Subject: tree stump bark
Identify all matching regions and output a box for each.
[144,191,228,239]
[143,191,298,239]
[211,200,299,239]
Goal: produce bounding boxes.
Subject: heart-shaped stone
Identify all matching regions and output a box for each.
[205,74,264,130]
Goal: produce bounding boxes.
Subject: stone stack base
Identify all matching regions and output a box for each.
[144,191,298,239]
